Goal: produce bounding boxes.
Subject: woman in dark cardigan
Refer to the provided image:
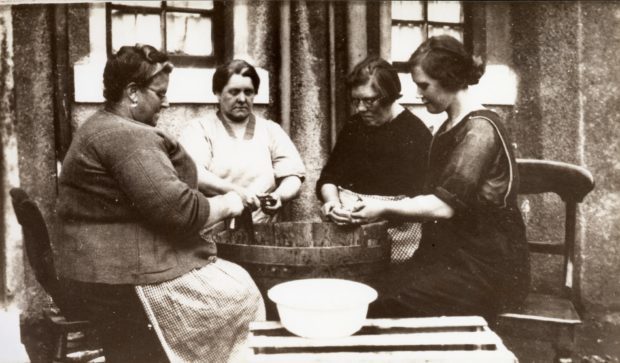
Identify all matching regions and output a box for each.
[317,56,432,262]
[56,44,264,362]
[352,36,530,319]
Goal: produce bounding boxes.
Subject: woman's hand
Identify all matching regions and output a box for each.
[320,200,340,219]
[232,186,260,211]
[350,199,385,224]
[222,191,245,217]
[258,192,282,215]
[329,206,356,225]
[204,191,245,228]
[321,202,357,226]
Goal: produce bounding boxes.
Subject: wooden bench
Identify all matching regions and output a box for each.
[248,316,517,362]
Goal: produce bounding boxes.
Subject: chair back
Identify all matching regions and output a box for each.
[517,159,594,203]
[10,188,63,303]
[516,159,594,302]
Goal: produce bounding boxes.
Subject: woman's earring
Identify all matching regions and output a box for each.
[131,100,138,108]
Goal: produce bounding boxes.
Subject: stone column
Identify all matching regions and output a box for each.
[12,4,60,361]
[286,1,332,221]
[1,5,21,309]
[577,2,620,313]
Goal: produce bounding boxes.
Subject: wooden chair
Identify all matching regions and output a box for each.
[10,188,103,363]
[496,159,595,363]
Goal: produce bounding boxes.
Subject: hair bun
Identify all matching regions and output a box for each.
[466,55,485,85]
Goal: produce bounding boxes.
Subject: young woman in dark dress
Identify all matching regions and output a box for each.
[352,35,530,319]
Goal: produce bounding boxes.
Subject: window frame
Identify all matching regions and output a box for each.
[105,1,224,68]
[391,1,473,72]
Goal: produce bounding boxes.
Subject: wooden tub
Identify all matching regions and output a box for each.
[209,221,391,319]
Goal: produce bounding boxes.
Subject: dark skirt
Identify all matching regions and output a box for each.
[368,205,530,320]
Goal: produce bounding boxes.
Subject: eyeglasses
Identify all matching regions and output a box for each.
[351,96,383,108]
[146,86,167,101]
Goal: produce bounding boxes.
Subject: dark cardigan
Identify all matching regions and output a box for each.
[317,108,432,198]
[56,110,214,284]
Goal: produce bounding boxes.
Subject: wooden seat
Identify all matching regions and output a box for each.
[496,159,595,363]
[10,188,103,363]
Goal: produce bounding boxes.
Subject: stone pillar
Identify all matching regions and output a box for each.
[1,5,22,309]
[12,4,60,361]
[346,1,366,72]
[247,0,282,124]
[378,1,391,61]
[243,1,353,222]
[286,1,332,221]
[578,2,620,313]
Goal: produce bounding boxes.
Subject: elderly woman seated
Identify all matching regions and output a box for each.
[316,56,432,262]
[179,59,306,224]
[56,44,264,363]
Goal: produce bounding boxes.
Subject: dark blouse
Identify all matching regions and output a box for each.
[427,110,517,212]
[316,108,432,197]
[418,109,530,310]
[369,109,530,318]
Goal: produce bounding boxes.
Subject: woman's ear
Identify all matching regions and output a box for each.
[126,82,139,105]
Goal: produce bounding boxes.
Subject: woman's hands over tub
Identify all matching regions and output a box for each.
[350,199,385,225]
[232,186,261,211]
[258,193,282,215]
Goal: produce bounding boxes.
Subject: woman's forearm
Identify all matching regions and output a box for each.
[273,176,302,202]
[386,194,455,220]
[203,192,243,227]
[196,165,238,196]
[320,183,341,204]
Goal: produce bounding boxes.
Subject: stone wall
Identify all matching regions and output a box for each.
[510,2,620,312]
[578,2,620,312]
[11,4,61,361]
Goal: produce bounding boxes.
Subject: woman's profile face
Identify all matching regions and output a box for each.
[133,72,170,126]
[350,81,392,127]
[411,65,454,114]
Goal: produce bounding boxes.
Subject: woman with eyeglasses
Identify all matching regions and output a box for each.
[351,35,530,319]
[56,44,264,362]
[316,55,432,262]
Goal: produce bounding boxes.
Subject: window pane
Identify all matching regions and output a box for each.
[428,1,463,23]
[111,1,161,7]
[167,1,214,10]
[428,25,463,42]
[391,1,423,21]
[391,24,423,62]
[166,13,212,56]
[111,11,161,52]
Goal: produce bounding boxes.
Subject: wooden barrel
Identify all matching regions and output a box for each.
[209,221,391,319]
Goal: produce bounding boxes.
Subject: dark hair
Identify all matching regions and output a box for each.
[103,44,173,103]
[408,35,485,92]
[212,59,260,95]
[347,56,402,104]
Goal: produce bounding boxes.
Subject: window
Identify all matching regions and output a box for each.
[391,1,466,71]
[106,1,223,67]
[75,2,270,104]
